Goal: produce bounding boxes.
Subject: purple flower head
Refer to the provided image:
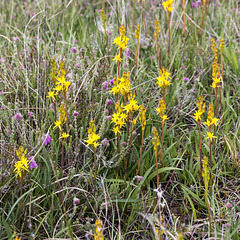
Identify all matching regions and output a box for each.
[138,176,143,181]
[107,30,113,35]
[191,2,196,8]
[123,63,127,68]
[13,113,22,121]
[44,134,53,146]
[151,56,155,60]
[197,1,201,6]
[105,109,109,115]
[0,58,5,63]
[73,197,80,205]
[107,99,112,106]
[1,106,5,110]
[57,47,60,51]
[107,115,112,121]
[85,55,89,59]
[102,81,108,90]
[98,9,102,12]
[102,138,109,147]
[181,66,186,69]
[74,40,78,43]
[225,223,231,227]
[29,157,38,170]
[73,111,79,117]
[226,203,233,208]
[110,79,114,85]
[70,47,77,53]
[0,91,4,94]
[19,65,23,70]
[125,49,130,58]
[27,112,33,118]
[66,73,72,78]
[13,37,20,42]
[50,44,54,47]
[33,36,37,40]
[121,141,127,147]
[184,77,189,81]
[75,63,81,69]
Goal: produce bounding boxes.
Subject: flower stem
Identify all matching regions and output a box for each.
[137,128,145,175]
[168,11,171,63]
[155,35,161,69]
[183,0,187,38]
[198,121,202,174]
[141,0,147,37]
[200,1,206,36]
[159,121,165,164]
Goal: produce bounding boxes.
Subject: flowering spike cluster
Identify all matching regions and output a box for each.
[152,127,160,151]
[211,38,218,60]
[156,67,171,89]
[204,103,219,127]
[202,156,210,187]
[136,24,140,40]
[113,25,129,51]
[110,72,131,96]
[111,101,127,135]
[156,99,168,122]
[211,63,221,89]
[94,219,104,240]
[162,0,174,12]
[139,104,147,131]
[193,95,206,122]
[14,146,29,177]
[85,120,100,148]
[124,92,139,114]
[47,60,71,100]
[154,20,160,38]
[220,38,224,51]
[100,9,106,30]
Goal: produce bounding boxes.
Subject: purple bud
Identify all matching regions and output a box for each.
[58,32,61,36]
[133,130,137,135]
[184,77,189,81]
[0,58,5,63]
[151,56,155,60]
[225,223,231,227]
[73,111,79,117]
[98,9,102,12]
[108,30,113,35]
[121,141,127,147]
[50,44,54,47]
[102,81,108,90]
[74,40,78,43]
[110,79,114,85]
[107,115,112,121]
[70,47,77,53]
[123,63,127,68]
[181,66,186,69]
[138,176,143,181]
[0,91,4,94]
[105,109,109,115]
[44,134,53,146]
[191,2,196,8]
[102,138,109,147]
[1,106,5,110]
[107,100,112,106]
[33,36,37,40]
[85,56,89,59]
[19,65,23,70]
[66,73,72,78]
[73,197,80,205]
[29,158,38,170]
[57,48,60,51]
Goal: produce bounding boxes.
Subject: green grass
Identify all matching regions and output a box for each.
[0,0,240,239]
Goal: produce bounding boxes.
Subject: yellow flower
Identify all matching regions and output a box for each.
[154,20,160,38]
[61,132,70,138]
[47,91,56,100]
[211,117,219,126]
[85,120,100,148]
[193,110,203,122]
[206,132,217,141]
[210,77,221,89]
[162,0,174,12]
[111,101,127,135]
[124,92,139,114]
[54,85,63,92]
[202,156,210,187]
[161,115,169,122]
[14,147,29,177]
[113,25,129,50]
[54,120,62,130]
[94,219,104,240]
[112,54,122,63]
[156,67,171,89]
[156,98,166,117]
